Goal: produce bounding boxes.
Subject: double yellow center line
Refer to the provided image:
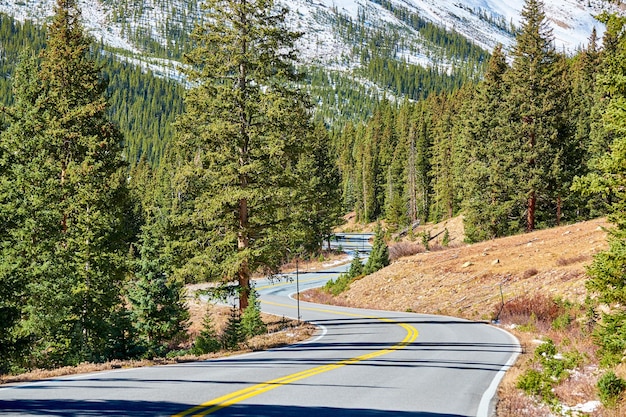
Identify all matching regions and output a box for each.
[173,301,419,417]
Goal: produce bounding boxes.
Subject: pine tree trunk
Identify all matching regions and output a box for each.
[407,128,417,222]
[527,191,536,232]
[238,197,250,311]
[238,9,250,312]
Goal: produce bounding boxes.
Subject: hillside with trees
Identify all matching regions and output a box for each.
[333,1,604,240]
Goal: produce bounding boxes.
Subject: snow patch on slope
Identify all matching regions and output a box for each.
[0,0,619,74]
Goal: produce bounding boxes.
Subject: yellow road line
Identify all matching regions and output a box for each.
[172,302,418,417]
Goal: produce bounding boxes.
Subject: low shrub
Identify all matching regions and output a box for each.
[522,268,539,278]
[518,368,554,401]
[551,313,572,331]
[555,254,590,266]
[389,241,424,260]
[496,294,562,327]
[597,371,626,407]
[593,312,626,367]
[323,273,354,296]
[517,339,580,405]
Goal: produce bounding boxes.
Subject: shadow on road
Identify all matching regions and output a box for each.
[197,403,470,417]
[0,399,191,416]
[0,399,471,417]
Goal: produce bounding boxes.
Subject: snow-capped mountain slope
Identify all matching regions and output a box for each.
[293,0,609,57]
[0,0,620,78]
[376,0,608,51]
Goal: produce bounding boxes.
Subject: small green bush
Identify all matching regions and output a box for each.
[240,289,267,338]
[166,349,191,358]
[442,228,450,247]
[535,339,569,381]
[192,311,221,355]
[597,371,626,407]
[517,369,554,401]
[535,338,557,358]
[518,339,582,405]
[551,313,572,331]
[562,350,584,370]
[323,273,353,296]
[421,231,430,250]
[594,312,626,367]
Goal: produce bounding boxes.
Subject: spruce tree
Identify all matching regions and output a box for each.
[347,251,364,278]
[462,45,519,241]
[0,0,133,366]
[574,26,616,219]
[364,223,390,275]
[192,309,221,355]
[128,216,189,357]
[173,0,314,311]
[0,52,40,372]
[429,94,457,222]
[504,0,569,232]
[581,13,626,364]
[221,305,242,350]
[568,30,602,219]
[292,122,344,253]
[240,287,267,339]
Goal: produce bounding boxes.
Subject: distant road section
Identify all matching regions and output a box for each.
[0,233,520,417]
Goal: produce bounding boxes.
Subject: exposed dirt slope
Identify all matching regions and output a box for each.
[328,218,609,321]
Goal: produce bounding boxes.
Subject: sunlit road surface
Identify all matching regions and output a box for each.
[0,233,520,417]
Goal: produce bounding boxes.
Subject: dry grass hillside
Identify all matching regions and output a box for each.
[328,217,609,321]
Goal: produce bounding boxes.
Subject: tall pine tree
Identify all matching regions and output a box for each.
[0,51,41,372]
[172,0,314,310]
[0,0,133,366]
[504,0,569,232]
[462,45,520,241]
[581,13,626,364]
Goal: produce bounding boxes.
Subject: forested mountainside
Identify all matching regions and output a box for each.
[329,0,626,241]
[0,14,184,164]
[0,0,618,163]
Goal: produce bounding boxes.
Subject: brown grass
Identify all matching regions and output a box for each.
[2,276,324,386]
[496,294,562,325]
[0,308,315,385]
[306,217,608,321]
[556,254,591,266]
[0,306,316,385]
[497,390,552,417]
[389,241,425,260]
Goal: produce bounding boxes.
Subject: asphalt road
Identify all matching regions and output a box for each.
[0,234,520,417]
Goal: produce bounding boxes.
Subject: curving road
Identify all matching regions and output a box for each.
[0,234,520,417]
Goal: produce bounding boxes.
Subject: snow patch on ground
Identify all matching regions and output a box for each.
[560,400,601,414]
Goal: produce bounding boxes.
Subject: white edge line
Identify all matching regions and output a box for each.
[476,325,522,417]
